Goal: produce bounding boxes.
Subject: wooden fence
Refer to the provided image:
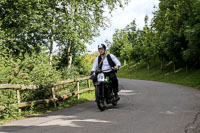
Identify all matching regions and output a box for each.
[0,76,94,112]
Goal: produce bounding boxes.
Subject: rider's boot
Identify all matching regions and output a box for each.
[114,93,120,102]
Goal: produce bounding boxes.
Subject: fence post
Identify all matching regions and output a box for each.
[16,89,21,115]
[88,79,90,88]
[51,87,56,107]
[77,80,80,99]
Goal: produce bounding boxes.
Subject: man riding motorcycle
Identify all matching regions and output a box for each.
[90,44,121,101]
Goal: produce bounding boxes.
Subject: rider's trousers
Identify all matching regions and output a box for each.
[103,72,119,96]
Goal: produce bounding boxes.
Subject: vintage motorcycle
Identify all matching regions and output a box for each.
[91,69,119,111]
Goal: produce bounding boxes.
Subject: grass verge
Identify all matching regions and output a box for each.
[117,63,200,89]
[0,90,95,125]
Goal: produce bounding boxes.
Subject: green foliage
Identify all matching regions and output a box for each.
[0,51,61,85]
[60,65,80,80]
[0,48,62,120]
[0,0,129,66]
[141,16,155,62]
[109,0,200,71]
[183,0,200,64]
[130,31,143,63]
[119,30,132,62]
[73,55,91,75]
[152,0,200,68]
[0,0,46,55]
[0,104,20,120]
[110,29,124,58]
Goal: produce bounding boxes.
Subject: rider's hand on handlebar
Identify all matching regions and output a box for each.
[89,71,93,75]
[113,65,119,70]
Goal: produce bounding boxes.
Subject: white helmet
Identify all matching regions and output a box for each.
[98,44,106,50]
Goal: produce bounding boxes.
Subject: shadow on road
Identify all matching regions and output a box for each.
[0,116,111,132]
[0,101,115,133]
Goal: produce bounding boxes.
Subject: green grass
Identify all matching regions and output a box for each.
[117,62,200,89]
[0,90,95,125]
[56,90,95,110]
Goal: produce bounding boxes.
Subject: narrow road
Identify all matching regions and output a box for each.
[1,78,200,133]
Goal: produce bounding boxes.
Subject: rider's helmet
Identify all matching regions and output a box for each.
[98,44,106,51]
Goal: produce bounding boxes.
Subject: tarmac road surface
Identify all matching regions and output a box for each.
[1,78,200,133]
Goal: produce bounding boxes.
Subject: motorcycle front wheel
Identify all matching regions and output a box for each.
[112,101,117,106]
[95,84,106,111]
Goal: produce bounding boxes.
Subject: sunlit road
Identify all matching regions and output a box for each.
[1,78,200,133]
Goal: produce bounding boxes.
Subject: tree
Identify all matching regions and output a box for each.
[140,15,155,70]
[0,0,129,67]
[110,29,124,58]
[0,20,5,46]
[183,0,200,71]
[125,20,137,45]
[152,0,188,71]
[119,30,131,67]
[55,0,129,68]
[123,20,137,66]
[0,0,49,55]
[130,30,143,71]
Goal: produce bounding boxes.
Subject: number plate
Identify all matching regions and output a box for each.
[97,73,105,82]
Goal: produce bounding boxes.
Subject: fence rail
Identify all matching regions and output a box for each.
[0,76,93,112]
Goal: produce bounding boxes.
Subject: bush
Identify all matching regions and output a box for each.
[60,65,81,80]
[0,49,62,118]
[0,51,61,85]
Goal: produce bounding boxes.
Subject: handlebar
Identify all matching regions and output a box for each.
[90,66,119,76]
[96,68,118,73]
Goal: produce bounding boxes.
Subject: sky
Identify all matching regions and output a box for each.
[87,0,160,53]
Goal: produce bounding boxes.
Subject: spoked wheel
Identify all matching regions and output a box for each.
[95,84,106,111]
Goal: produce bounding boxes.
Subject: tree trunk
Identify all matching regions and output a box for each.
[160,60,163,71]
[67,54,73,69]
[147,61,150,70]
[124,60,126,66]
[186,63,188,73]
[49,15,55,65]
[172,61,176,72]
[49,37,53,65]
[67,41,74,69]
[136,63,138,71]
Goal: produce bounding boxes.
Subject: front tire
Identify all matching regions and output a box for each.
[112,101,117,106]
[95,84,106,111]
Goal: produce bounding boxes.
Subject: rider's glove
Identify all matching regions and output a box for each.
[113,65,119,70]
[89,71,93,75]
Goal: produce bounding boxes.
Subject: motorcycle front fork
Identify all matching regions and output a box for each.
[96,82,113,101]
[99,82,105,98]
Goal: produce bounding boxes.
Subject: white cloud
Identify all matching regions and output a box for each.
[87,0,159,52]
